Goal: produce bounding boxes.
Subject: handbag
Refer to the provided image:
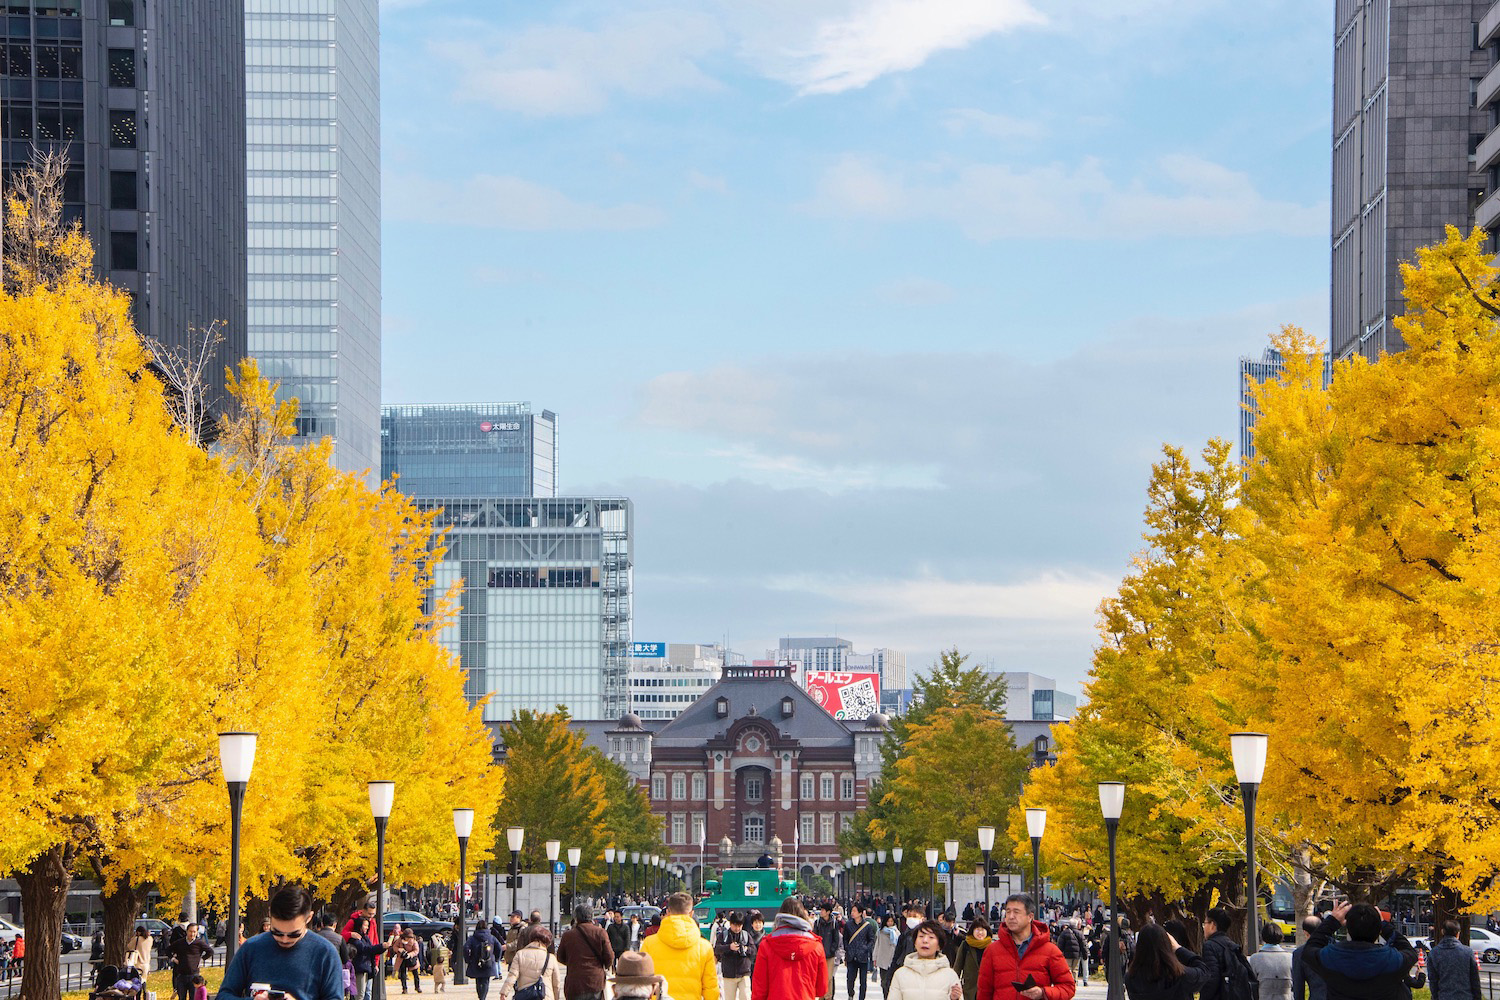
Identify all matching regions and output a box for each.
[513,955,551,1000]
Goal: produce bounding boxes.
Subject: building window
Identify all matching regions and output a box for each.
[651,774,666,800]
[820,814,834,844]
[800,774,814,799]
[109,231,137,271]
[743,815,764,843]
[110,170,137,210]
[671,773,686,800]
[671,814,686,844]
[820,774,834,799]
[108,47,135,88]
[108,0,133,25]
[841,776,854,800]
[799,814,815,845]
[692,815,705,845]
[840,814,853,833]
[691,773,705,800]
[745,777,763,802]
[109,109,135,148]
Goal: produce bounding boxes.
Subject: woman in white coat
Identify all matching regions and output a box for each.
[889,923,962,1000]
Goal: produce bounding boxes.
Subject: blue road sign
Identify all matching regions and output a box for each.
[937,861,951,874]
[552,861,567,874]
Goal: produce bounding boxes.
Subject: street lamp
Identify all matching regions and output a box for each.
[977,826,996,918]
[605,847,616,904]
[568,848,581,909]
[452,809,475,986]
[1099,783,1125,1000]
[546,840,561,933]
[877,850,888,906]
[1231,732,1269,955]
[892,847,904,903]
[631,851,641,897]
[943,841,959,916]
[369,781,396,1000]
[217,732,256,964]
[652,854,661,897]
[924,848,939,917]
[1025,809,1047,902]
[507,827,525,920]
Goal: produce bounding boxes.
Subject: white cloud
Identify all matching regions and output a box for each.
[940,108,1045,140]
[386,173,664,231]
[775,569,1114,623]
[808,152,1326,239]
[433,12,724,116]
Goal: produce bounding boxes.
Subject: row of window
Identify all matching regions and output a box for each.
[667,814,706,846]
[249,150,338,170]
[0,42,83,78]
[248,124,336,144]
[486,567,599,589]
[651,771,858,802]
[3,2,85,18]
[249,177,339,197]
[631,677,711,687]
[248,71,335,93]
[248,202,340,224]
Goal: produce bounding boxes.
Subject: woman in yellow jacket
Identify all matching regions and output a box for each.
[643,894,719,1000]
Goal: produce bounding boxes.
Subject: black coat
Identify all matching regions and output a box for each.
[1201,931,1255,1000]
[606,921,631,959]
[1126,948,1213,1000]
[1300,916,1416,1000]
[1291,943,1326,1000]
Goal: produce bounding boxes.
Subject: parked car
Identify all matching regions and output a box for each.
[1411,927,1500,964]
[380,911,453,944]
[0,915,85,952]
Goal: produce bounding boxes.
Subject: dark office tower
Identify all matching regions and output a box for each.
[1,0,248,413]
[246,0,381,486]
[1332,0,1496,362]
[381,403,558,497]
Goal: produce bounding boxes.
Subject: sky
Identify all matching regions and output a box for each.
[378,0,1334,699]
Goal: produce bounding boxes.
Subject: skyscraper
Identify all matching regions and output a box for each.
[245,0,381,483]
[381,403,558,497]
[1332,0,1495,362]
[2,0,247,412]
[1238,348,1332,461]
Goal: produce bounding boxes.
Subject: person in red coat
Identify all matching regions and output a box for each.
[751,899,827,1000]
[976,895,1076,1000]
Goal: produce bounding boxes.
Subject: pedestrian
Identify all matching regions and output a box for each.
[874,915,900,999]
[953,916,991,1000]
[347,917,386,1000]
[608,912,632,966]
[643,893,719,1000]
[975,894,1076,1000]
[91,928,106,967]
[126,927,153,975]
[812,904,844,1000]
[891,903,927,979]
[1424,921,1481,1000]
[170,920,216,1000]
[1249,925,1293,1000]
[612,951,673,1000]
[464,919,502,1000]
[1200,908,1258,1000]
[193,974,210,1000]
[557,905,615,1000]
[1291,916,1326,1000]
[887,921,962,1000]
[343,903,378,943]
[936,914,959,967]
[1298,901,1417,1000]
[428,933,451,994]
[751,899,826,1000]
[395,927,424,994]
[714,913,753,1000]
[498,927,565,1000]
[845,904,879,1000]
[216,885,345,1000]
[504,912,529,965]
[746,914,765,968]
[1123,924,1210,1000]
[1053,921,1086,989]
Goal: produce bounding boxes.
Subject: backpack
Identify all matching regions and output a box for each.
[1210,935,1258,1000]
[468,934,494,966]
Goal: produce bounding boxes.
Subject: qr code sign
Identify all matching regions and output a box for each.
[837,678,878,719]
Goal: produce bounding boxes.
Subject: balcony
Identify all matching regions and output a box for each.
[1477,188,1500,231]
[1482,58,1500,109]
[1483,1,1500,48]
[1477,125,1500,172]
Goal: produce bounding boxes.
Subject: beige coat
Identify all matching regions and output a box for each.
[125,936,153,973]
[499,943,566,1000]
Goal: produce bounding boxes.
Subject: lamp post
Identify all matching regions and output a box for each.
[924,848,939,917]
[877,850,887,907]
[1099,782,1125,1000]
[452,808,474,986]
[1231,732,1269,955]
[370,781,396,1000]
[892,847,904,903]
[507,827,525,920]
[217,732,256,964]
[943,840,959,916]
[630,852,640,897]
[977,826,996,918]
[605,847,616,905]
[546,840,561,934]
[568,848,581,909]
[1025,809,1047,902]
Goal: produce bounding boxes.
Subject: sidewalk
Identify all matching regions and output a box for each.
[410,971,1113,1000]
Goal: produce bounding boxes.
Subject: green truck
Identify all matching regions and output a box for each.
[692,868,799,938]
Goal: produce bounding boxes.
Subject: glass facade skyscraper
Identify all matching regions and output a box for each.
[245,0,381,484]
[1238,348,1331,462]
[381,403,558,497]
[419,497,632,722]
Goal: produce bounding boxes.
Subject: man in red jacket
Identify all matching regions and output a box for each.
[977,895,1075,1000]
[751,899,827,1000]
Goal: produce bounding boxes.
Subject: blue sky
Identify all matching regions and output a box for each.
[379,0,1333,697]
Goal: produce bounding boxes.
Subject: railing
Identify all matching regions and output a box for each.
[1483,1,1500,50]
[0,949,226,999]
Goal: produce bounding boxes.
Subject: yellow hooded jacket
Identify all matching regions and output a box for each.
[643,914,721,1000]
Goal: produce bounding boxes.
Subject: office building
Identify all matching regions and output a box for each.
[1332,0,1495,361]
[420,496,632,722]
[776,637,853,674]
[999,671,1077,723]
[246,0,381,483]
[847,647,907,692]
[2,0,247,413]
[381,403,558,497]
[627,643,742,722]
[1239,348,1333,461]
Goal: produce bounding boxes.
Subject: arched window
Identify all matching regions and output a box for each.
[651,773,666,799]
[691,772,706,800]
[743,815,765,843]
[671,773,687,800]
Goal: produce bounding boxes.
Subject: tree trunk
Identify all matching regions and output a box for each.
[101,874,146,968]
[1431,866,1468,943]
[16,843,75,1000]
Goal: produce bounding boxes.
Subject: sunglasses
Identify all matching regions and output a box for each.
[270,930,306,940]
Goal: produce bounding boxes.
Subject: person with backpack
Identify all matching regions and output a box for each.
[1201,908,1258,1000]
[845,904,879,1000]
[557,905,615,1000]
[499,927,566,1000]
[1123,924,1210,1000]
[715,912,754,1000]
[465,921,502,1000]
[812,904,844,1000]
[1053,921,1086,989]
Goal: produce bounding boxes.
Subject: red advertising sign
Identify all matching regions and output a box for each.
[805,671,882,720]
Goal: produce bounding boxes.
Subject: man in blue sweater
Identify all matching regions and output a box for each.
[218,886,344,1000]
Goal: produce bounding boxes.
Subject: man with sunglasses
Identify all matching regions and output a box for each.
[218,886,344,1000]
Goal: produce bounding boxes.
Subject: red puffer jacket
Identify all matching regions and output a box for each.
[751,919,828,1000]
[976,921,1076,1000]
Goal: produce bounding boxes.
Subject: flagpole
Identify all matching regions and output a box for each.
[698,828,706,897]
